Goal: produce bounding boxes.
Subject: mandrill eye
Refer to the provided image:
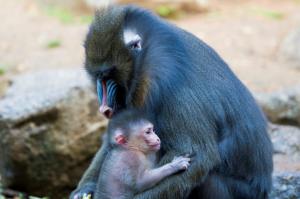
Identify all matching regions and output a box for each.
[123,30,142,52]
[129,39,142,51]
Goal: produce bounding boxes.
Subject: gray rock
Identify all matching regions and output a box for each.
[0,69,107,198]
[279,27,300,69]
[255,86,300,127]
[269,124,300,160]
[271,172,300,199]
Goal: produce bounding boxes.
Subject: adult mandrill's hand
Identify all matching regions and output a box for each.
[70,183,96,199]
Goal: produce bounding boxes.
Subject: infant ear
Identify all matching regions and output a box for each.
[114,129,127,145]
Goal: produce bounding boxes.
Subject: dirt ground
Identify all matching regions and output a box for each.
[1,0,300,93]
[1,0,300,172]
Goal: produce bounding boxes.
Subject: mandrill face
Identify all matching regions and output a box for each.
[84,6,146,118]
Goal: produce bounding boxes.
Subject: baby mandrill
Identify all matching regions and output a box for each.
[95,110,191,199]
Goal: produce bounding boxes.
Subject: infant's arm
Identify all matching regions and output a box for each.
[136,155,190,192]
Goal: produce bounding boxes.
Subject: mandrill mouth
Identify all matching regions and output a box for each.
[96,79,121,119]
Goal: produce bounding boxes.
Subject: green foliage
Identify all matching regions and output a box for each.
[79,15,94,24]
[0,186,48,199]
[82,193,92,199]
[44,5,93,25]
[19,193,25,199]
[46,39,61,49]
[156,5,174,17]
[251,7,285,20]
[0,64,9,75]
[155,5,181,19]
[0,68,5,76]
[45,6,75,24]
[0,187,4,199]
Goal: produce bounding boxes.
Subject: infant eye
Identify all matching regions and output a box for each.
[145,131,151,135]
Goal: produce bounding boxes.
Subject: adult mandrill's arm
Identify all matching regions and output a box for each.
[70,137,109,199]
[134,142,220,199]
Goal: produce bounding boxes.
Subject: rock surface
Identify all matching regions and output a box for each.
[269,124,300,160]
[1,70,300,198]
[255,86,300,127]
[269,124,300,172]
[0,69,107,198]
[279,27,300,69]
[268,123,300,198]
[271,172,300,199]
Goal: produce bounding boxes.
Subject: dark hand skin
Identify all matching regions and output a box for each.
[71,5,273,199]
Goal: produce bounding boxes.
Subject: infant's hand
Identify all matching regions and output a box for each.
[170,155,191,171]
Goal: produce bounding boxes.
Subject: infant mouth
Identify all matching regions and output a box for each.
[150,144,161,149]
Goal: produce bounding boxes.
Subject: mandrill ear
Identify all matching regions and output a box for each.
[114,129,127,145]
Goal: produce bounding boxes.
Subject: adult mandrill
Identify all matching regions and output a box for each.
[71,5,273,199]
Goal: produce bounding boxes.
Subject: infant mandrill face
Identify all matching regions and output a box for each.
[143,123,161,151]
[130,122,161,153]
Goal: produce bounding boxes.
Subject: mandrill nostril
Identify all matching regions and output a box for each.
[104,109,113,119]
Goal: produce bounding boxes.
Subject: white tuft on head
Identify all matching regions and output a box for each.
[86,0,115,8]
[123,29,142,49]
